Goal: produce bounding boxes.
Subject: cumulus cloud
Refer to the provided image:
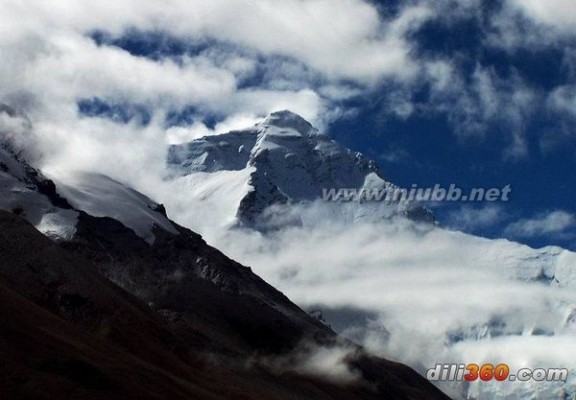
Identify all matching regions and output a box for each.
[504,210,575,239]
[1,0,428,88]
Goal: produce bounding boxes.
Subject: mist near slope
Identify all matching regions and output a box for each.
[147,189,576,399]
[219,219,576,399]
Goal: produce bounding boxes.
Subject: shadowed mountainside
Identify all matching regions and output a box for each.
[0,211,450,399]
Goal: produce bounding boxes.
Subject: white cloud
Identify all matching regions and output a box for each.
[548,85,576,120]
[447,205,506,231]
[258,342,362,385]
[166,113,263,144]
[426,65,536,158]
[0,0,442,180]
[505,210,575,239]
[161,200,576,399]
[1,0,569,169]
[2,0,428,85]
[508,0,576,35]
[0,107,35,156]
[225,89,324,125]
[25,35,237,108]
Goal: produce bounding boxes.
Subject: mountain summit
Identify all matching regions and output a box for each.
[261,110,317,134]
[168,110,434,229]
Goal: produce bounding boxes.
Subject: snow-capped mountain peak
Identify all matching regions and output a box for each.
[167,110,433,229]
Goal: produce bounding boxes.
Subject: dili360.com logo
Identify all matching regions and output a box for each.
[427,363,568,383]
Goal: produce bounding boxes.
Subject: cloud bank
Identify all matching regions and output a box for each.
[3,0,576,168]
[197,210,576,399]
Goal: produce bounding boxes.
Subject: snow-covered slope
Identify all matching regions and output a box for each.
[168,110,433,229]
[51,171,178,244]
[0,104,78,240]
[0,148,177,245]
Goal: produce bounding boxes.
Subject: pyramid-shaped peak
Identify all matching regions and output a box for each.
[261,110,315,135]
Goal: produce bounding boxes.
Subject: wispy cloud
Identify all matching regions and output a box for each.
[446,204,506,232]
[504,210,575,239]
[255,341,362,385]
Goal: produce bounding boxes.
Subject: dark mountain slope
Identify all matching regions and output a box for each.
[0,211,450,400]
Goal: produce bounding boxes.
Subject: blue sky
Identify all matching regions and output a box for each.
[1,0,575,250]
[332,1,576,250]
